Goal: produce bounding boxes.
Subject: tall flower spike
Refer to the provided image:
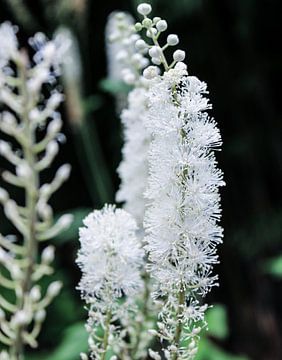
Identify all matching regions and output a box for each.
[108,11,151,227]
[0,22,72,359]
[135,4,225,359]
[77,205,144,359]
[105,11,149,113]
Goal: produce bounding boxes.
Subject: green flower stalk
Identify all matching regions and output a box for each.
[0,23,72,359]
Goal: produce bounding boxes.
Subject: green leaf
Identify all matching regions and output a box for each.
[196,338,248,360]
[263,256,282,278]
[206,304,228,340]
[99,78,132,95]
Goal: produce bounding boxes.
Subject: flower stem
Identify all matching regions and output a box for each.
[101,309,112,360]
[171,288,185,360]
[10,55,39,360]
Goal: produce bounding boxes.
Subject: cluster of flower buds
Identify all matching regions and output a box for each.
[134,3,186,79]
[133,4,224,360]
[0,22,72,358]
[106,11,149,86]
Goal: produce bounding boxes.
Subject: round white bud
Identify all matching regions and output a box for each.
[143,66,159,79]
[137,3,152,16]
[16,162,32,178]
[30,286,41,302]
[0,140,10,155]
[57,163,71,181]
[47,140,59,156]
[47,117,62,135]
[148,45,161,58]
[153,17,161,24]
[47,281,62,297]
[42,42,56,60]
[142,18,152,28]
[151,57,162,65]
[0,187,9,202]
[35,309,46,322]
[134,22,142,32]
[167,34,179,46]
[175,61,187,71]
[135,39,147,51]
[42,245,55,264]
[13,310,30,326]
[156,20,168,32]
[0,308,5,320]
[173,49,186,62]
[80,354,88,360]
[58,214,74,228]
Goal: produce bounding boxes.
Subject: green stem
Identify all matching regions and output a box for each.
[171,288,186,360]
[131,273,150,357]
[101,310,112,360]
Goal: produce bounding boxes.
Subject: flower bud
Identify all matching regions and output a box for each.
[134,22,142,32]
[137,3,152,16]
[35,309,46,322]
[47,117,62,135]
[156,20,168,32]
[148,46,161,58]
[0,187,9,202]
[135,39,147,51]
[42,245,55,264]
[173,49,186,62]
[30,285,41,302]
[143,66,159,80]
[13,310,30,326]
[167,34,179,46]
[56,164,71,181]
[142,18,152,29]
[0,308,5,320]
[47,281,62,297]
[0,140,10,155]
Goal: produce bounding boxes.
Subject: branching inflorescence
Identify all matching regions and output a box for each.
[79,3,225,360]
[131,3,225,359]
[77,205,144,359]
[0,23,72,359]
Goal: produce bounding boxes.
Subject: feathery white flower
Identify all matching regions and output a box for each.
[77,205,144,358]
[134,4,225,358]
[116,87,149,226]
[77,205,144,301]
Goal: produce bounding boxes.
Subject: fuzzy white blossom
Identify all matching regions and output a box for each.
[77,205,144,358]
[116,87,149,226]
[133,4,225,359]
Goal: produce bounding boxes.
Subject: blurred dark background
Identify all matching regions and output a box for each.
[0,0,281,359]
